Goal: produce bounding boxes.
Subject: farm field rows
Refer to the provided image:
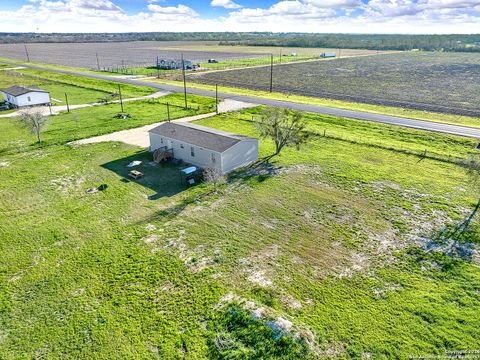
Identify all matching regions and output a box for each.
[0,41,268,70]
[0,42,387,73]
[191,51,480,117]
[148,77,480,129]
[0,101,479,357]
[157,42,387,57]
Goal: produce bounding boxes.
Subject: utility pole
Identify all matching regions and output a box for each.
[279,49,282,63]
[96,52,100,71]
[181,53,187,109]
[156,56,160,79]
[269,53,274,93]
[167,102,171,122]
[118,84,124,113]
[215,84,218,114]
[65,93,70,113]
[24,45,30,62]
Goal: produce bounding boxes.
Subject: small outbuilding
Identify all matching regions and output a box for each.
[1,86,51,108]
[319,52,336,58]
[149,122,258,174]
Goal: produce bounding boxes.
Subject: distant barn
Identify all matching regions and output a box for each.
[0,86,51,108]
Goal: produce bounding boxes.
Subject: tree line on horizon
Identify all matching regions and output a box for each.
[0,32,479,52]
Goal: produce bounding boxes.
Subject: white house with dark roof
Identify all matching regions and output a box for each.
[148,122,259,174]
[1,86,50,108]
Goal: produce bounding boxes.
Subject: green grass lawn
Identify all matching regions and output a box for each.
[0,105,479,358]
[0,68,157,107]
[0,70,108,106]
[0,93,216,155]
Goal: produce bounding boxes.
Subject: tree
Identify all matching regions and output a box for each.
[203,167,224,193]
[19,110,48,144]
[255,107,309,156]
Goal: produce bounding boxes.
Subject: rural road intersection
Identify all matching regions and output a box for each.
[4,61,480,139]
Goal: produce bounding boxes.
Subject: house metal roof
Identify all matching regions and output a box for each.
[149,122,254,153]
[1,86,49,97]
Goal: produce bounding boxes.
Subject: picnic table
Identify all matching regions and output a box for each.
[128,170,144,180]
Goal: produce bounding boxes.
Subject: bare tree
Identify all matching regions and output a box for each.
[254,107,309,156]
[19,110,48,144]
[203,167,224,193]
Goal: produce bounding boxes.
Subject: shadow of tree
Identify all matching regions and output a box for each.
[425,223,479,261]
[227,156,284,184]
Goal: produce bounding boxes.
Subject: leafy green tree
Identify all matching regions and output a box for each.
[255,108,309,156]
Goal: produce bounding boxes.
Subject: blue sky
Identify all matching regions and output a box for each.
[0,0,478,33]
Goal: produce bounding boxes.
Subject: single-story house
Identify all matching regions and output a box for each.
[149,122,259,174]
[1,86,51,108]
[157,59,195,70]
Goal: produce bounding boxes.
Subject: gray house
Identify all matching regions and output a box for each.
[149,122,258,174]
[157,59,195,70]
[1,86,50,108]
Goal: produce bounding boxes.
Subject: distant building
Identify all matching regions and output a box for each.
[149,122,258,174]
[157,59,195,70]
[320,52,336,58]
[0,86,51,108]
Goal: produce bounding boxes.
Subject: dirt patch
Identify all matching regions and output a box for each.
[50,174,85,193]
[145,223,156,231]
[240,245,279,287]
[247,270,273,287]
[217,99,257,113]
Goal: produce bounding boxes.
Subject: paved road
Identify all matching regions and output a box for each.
[5,61,480,139]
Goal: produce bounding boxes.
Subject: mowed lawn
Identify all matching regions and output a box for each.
[0,68,157,107]
[0,106,479,358]
[0,93,216,155]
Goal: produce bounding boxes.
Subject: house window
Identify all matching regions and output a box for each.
[160,138,163,144]
[180,144,184,149]
[191,147,195,157]
[27,96,31,102]
[211,153,216,163]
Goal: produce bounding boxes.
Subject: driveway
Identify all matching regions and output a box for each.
[72,99,256,148]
